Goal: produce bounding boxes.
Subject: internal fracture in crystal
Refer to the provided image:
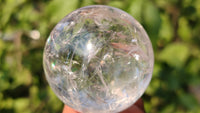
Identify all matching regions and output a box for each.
[43,5,154,113]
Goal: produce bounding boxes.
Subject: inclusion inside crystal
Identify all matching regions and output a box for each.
[43,5,154,113]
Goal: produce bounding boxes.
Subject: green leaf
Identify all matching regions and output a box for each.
[143,1,161,36]
[0,98,13,109]
[160,104,175,113]
[17,5,39,23]
[14,98,30,113]
[81,0,93,7]
[142,0,161,49]
[45,0,78,24]
[151,97,160,107]
[146,77,160,95]
[194,0,200,18]
[29,86,40,110]
[144,101,152,113]
[0,73,10,91]
[167,72,180,90]
[178,17,192,41]
[0,39,4,57]
[47,87,63,111]
[0,0,26,27]
[152,63,162,77]
[108,1,124,9]
[13,69,32,87]
[128,0,143,22]
[159,43,189,68]
[159,14,174,43]
[178,93,198,110]
[187,59,200,75]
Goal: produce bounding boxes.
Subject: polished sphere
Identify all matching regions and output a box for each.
[43,5,154,113]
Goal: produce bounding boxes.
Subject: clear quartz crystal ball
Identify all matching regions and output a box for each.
[43,5,154,113]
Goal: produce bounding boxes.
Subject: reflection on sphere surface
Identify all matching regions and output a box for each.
[43,5,154,113]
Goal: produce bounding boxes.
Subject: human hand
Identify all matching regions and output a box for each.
[62,98,145,113]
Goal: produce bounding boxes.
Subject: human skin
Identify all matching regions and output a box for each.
[62,98,145,113]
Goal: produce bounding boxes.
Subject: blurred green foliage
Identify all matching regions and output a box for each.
[0,0,200,113]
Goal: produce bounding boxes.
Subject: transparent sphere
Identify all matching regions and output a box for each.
[43,5,154,113]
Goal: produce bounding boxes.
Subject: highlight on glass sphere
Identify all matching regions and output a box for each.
[43,5,154,113]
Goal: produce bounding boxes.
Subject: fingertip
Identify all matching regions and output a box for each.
[120,105,145,113]
[120,98,145,113]
[62,105,79,113]
[134,98,144,110]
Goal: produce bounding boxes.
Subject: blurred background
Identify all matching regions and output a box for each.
[0,0,200,113]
